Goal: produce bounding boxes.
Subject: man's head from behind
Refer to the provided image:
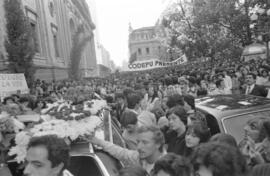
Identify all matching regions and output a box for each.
[24,135,70,176]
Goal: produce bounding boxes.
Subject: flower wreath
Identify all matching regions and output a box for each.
[8,99,107,163]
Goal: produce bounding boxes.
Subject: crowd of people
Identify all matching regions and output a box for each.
[2,58,270,176]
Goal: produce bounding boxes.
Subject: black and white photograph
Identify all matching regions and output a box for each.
[1,0,270,176]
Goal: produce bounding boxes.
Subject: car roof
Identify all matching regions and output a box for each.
[196,94,270,119]
[70,142,95,156]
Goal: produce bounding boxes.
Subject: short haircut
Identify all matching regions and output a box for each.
[247,72,257,80]
[123,88,135,98]
[19,97,30,104]
[166,94,184,109]
[166,106,188,125]
[183,95,195,110]
[186,122,211,143]
[153,153,190,176]
[120,110,138,128]
[210,133,237,148]
[137,126,165,151]
[126,93,142,109]
[115,92,125,100]
[191,142,247,176]
[215,79,223,87]
[27,135,70,171]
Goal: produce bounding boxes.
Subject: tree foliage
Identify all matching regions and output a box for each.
[161,0,260,61]
[4,0,35,83]
[69,25,91,80]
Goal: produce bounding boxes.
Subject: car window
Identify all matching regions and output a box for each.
[222,110,270,143]
[101,109,126,148]
[69,156,103,176]
[112,124,126,148]
[96,151,123,176]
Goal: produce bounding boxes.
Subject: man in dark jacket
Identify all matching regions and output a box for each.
[245,73,268,97]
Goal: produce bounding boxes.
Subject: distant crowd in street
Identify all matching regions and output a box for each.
[2,57,270,176]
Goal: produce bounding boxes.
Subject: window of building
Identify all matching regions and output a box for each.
[146,47,150,54]
[30,22,40,53]
[49,1,55,17]
[138,48,142,55]
[26,9,40,53]
[51,25,60,57]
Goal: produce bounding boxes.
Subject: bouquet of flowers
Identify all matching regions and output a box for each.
[40,99,107,121]
[0,112,24,163]
[9,99,107,163]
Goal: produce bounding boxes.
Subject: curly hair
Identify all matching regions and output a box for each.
[191,142,247,176]
[166,106,188,125]
[27,135,70,170]
[119,166,149,176]
[152,153,190,176]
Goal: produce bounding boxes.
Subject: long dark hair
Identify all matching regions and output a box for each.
[148,85,158,103]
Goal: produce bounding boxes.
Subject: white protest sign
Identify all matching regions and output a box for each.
[0,74,29,98]
[124,54,188,72]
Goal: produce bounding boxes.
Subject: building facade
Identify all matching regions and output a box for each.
[128,25,170,62]
[96,44,116,77]
[0,0,7,68]
[2,0,97,80]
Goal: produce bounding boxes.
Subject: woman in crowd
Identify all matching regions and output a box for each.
[239,117,269,166]
[146,84,160,111]
[165,106,188,155]
[184,122,211,158]
[254,120,270,164]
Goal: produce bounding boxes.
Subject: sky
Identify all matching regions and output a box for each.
[86,0,172,67]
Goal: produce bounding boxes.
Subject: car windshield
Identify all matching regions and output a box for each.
[222,110,270,143]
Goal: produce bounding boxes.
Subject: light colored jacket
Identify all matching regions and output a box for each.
[98,140,163,173]
[98,139,140,165]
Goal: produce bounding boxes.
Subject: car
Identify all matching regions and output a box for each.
[195,94,270,143]
[8,109,126,176]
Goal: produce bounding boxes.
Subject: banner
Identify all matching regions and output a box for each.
[124,54,187,72]
[0,74,29,98]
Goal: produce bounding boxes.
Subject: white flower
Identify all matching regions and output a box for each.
[257,8,265,14]
[12,117,25,132]
[267,9,270,16]
[250,13,258,21]
[9,99,105,163]
[15,131,31,146]
[9,146,27,163]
